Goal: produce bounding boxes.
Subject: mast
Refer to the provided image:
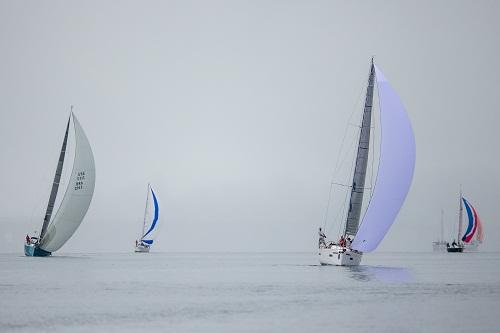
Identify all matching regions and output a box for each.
[344,59,375,237]
[440,209,444,242]
[40,112,72,241]
[458,185,463,244]
[140,183,150,240]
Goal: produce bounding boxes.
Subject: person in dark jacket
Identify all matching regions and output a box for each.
[318,228,326,248]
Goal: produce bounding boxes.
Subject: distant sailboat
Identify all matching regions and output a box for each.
[447,191,483,253]
[135,184,160,253]
[432,210,447,252]
[319,59,415,266]
[24,110,95,256]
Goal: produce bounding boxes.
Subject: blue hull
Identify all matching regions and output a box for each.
[24,244,51,257]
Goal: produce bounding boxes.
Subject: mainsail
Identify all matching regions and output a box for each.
[140,185,159,245]
[351,65,415,252]
[344,62,375,237]
[39,117,70,241]
[39,113,96,252]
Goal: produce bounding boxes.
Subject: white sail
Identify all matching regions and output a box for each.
[40,114,95,252]
[140,185,160,246]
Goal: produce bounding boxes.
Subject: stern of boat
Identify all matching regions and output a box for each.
[446,246,463,253]
[24,243,51,257]
[319,246,362,266]
[135,245,150,253]
[24,244,35,256]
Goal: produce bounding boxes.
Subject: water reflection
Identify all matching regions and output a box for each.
[346,265,413,283]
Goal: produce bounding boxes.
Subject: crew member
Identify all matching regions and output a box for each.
[318,228,326,248]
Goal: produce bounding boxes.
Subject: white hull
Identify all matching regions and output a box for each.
[134,245,150,253]
[432,241,447,252]
[318,246,362,266]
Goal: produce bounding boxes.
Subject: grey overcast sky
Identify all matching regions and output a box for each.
[1,0,499,253]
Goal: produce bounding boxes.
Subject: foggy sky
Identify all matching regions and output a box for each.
[1,0,499,253]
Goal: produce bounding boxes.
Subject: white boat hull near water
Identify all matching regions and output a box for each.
[134,245,150,253]
[319,246,363,266]
[432,241,447,252]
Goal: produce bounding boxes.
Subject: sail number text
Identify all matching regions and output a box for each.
[75,171,86,190]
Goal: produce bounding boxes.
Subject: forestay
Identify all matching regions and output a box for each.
[40,114,96,252]
[351,65,415,252]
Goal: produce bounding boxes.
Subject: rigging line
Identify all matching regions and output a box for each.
[323,80,365,234]
[348,124,375,130]
[326,184,354,236]
[337,183,351,238]
[324,66,370,238]
[332,182,351,187]
[331,118,356,179]
[331,188,346,232]
[339,101,365,170]
[334,127,360,183]
[321,182,334,230]
[330,83,367,179]
[333,71,370,238]
[328,129,359,236]
[29,117,69,231]
[333,88,366,182]
[331,182,372,190]
[325,184,351,234]
[323,135,357,235]
[339,123,361,238]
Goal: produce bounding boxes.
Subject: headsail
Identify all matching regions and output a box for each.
[39,113,96,252]
[351,65,415,252]
[344,62,375,237]
[140,186,159,246]
[476,215,484,242]
[461,198,481,243]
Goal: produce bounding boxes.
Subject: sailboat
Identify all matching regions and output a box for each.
[447,191,483,253]
[135,183,160,253]
[24,110,95,257]
[432,210,447,252]
[318,59,415,266]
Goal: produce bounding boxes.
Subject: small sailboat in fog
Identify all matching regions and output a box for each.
[24,110,95,256]
[447,191,483,253]
[318,59,415,266]
[135,184,160,253]
[432,210,447,252]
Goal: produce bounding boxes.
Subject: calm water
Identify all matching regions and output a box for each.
[1,252,499,332]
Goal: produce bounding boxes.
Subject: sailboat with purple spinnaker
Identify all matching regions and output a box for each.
[319,60,415,266]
